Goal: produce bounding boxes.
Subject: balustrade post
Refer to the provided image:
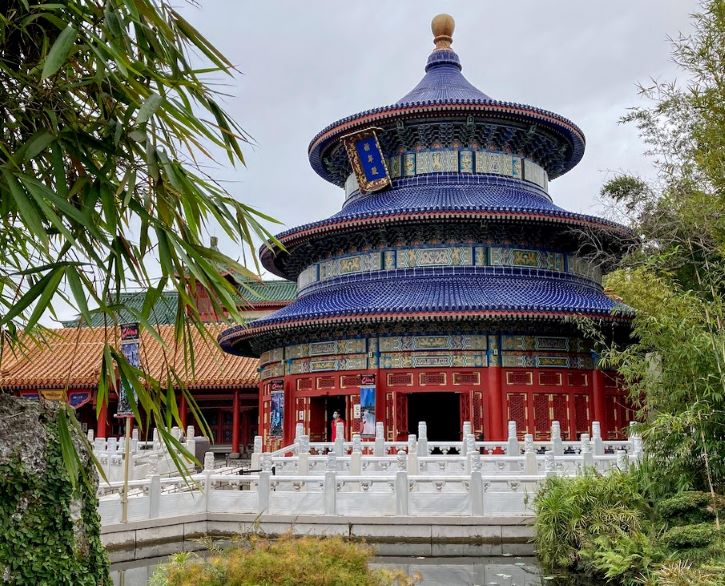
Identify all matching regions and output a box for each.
[407,434,418,474]
[462,420,472,437]
[524,433,537,475]
[470,469,483,516]
[507,421,519,455]
[591,421,604,456]
[257,471,270,514]
[616,449,628,471]
[131,428,139,453]
[395,470,409,515]
[152,428,161,452]
[251,435,262,470]
[417,421,428,456]
[334,422,345,456]
[374,422,385,457]
[87,429,95,442]
[298,435,310,475]
[324,470,337,515]
[149,474,160,519]
[581,434,594,470]
[632,433,643,462]
[544,450,556,477]
[295,422,304,440]
[203,451,215,472]
[551,421,564,457]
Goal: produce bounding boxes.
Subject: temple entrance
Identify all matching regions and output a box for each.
[309,395,347,441]
[407,392,460,441]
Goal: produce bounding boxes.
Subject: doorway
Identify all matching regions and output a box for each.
[309,395,348,441]
[407,392,460,441]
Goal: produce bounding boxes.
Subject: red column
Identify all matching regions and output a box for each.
[179,394,187,429]
[96,398,108,438]
[592,369,607,436]
[487,366,504,441]
[231,389,241,455]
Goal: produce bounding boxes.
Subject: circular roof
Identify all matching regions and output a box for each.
[307,17,585,184]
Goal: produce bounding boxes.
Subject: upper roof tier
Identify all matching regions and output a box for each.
[308,15,586,186]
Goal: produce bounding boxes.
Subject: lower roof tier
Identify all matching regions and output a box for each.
[220,270,632,356]
[260,176,630,278]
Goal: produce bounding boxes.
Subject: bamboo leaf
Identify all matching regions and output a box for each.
[41,24,77,79]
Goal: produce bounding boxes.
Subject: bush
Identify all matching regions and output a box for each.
[662,524,720,550]
[658,492,723,526]
[534,470,652,572]
[150,535,416,586]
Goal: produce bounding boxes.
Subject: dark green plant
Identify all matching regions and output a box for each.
[658,491,723,526]
[662,523,722,550]
[580,531,664,586]
[534,470,652,572]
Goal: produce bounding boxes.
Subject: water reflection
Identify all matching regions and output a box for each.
[111,553,545,585]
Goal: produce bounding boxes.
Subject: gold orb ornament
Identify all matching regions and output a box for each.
[432,14,455,49]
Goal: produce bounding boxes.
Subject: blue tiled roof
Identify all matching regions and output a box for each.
[336,176,559,219]
[219,270,631,354]
[396,49,492,104]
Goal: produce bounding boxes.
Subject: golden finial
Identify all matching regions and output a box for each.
[432,14,455,50]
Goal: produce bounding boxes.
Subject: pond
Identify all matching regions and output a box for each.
[111,553,551,585]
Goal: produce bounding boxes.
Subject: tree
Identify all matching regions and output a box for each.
[597,0,725,496]
[0,0,277,479]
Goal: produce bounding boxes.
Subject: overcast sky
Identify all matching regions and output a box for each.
[169,1,696,267]
[51,1,699,323]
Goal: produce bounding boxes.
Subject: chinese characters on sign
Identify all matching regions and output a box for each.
[342,129,391,193]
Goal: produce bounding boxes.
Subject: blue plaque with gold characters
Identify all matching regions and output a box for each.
[342,128,391,193]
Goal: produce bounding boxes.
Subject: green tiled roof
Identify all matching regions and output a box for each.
[63,280,297,327]
[237,280,298,304]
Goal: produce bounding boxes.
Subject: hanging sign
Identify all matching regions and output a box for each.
[41,389,66,401]
[342,128,391,193]
[116,322,140,418]
[68,390,92,409]
[361,373,376,386]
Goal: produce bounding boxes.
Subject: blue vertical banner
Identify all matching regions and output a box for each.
[116,323,140,418]
[270,386,284,438]
[359,385,376,437]
[342,128,391,193]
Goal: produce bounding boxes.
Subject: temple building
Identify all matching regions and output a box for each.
[219,15,634,449]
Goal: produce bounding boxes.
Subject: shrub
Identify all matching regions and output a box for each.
[662,523,720,550]
[580,531,665,586]
[657,492,723,526]
[534,470,652,572]
[150,535,416,586]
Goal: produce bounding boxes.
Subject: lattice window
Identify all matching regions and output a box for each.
[460,392,471,427]
[387,372,413,386]
[533,394,550,439]
[340,375,361,388]
[420,372,446,386]
[552,394,570,439]
[316,376,335,389]
[573,394,590,434]
[538,372,562,386]
[507,393,528,436]
[472,391,484,437]
[568,372,588,387]
[385,392,395,441]
[296,378,313,391]
[395,393,408,441]
[506,371,533,385]
[453,372,480,385]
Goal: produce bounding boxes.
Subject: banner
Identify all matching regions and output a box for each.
[270,391,284,438]
[116,322,140,418]
[359,386,376,437]
[40,389,66,401]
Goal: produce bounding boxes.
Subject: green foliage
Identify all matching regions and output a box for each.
[150,535,415,586]
[580,531,665,586]
[0,0,281,479]
[593,0,725,498]
[533,470,652,572]
[662,523,722,550]
[0,401,109,585]
[658,491,723,525]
